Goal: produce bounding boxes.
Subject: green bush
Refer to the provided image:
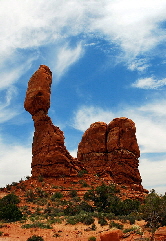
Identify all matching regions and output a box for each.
[22,222,52,229]
[69,190,77,198]
[51,192,63,201]
[88,237,96,241]
[66,216,78,225]
[98,216,108,226]
[0,204,23,222]
[123,225,143,235]
[25,190,36,202]
[27,235,44,241]
[64,204,80,216]
[77,169,88,177]
[0,193,20,205]
[109,221,123,229]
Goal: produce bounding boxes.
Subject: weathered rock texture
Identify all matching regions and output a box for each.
[77,117,142,185]
[24,65,79,177]
[77,122,107,174]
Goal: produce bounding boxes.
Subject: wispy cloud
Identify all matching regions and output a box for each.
[54,43,83,79]
[1,0,166,70]
[132,77,166,89]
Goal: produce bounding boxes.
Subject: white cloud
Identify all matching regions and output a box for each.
[69,149,77,158]
[0,141,31,187]
[72,100,166,153]
[139,157,166,194]
[54,43,83,79]
[132,77,166,89]
[128,58,149,72]
[73,105,114,131]
[1,0,166,69]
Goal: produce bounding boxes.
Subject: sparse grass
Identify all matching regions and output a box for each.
[123,225,143,235]
[109,221,123,229]
[22,221,52,229]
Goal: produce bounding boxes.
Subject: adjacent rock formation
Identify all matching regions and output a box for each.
[24,65,79,177]
[77,117,142,186]
[107,117,141,185]
[77,122,107,174]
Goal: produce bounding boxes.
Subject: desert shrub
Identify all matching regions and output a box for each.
[79,180,89,187]
[105,212,115,220]
[38,175,44,182]
[0,193,20,205]
[25,190,36,202]
[140,190,166,240]
[66,212,94,225]
[79,201,94,213]
[48,217,63,224]
[27,235,44,241]
[44,206,64,217]
[83,183,121,213]
[51,192,63,200]
[81,213,95,225]
[6,184,11,190]
[64,204,80,216]
[98,216,108,226]
[69,190,77,198]
[34,197,48,206]
[35,188,48,198]
[109,221,123,229]
[77,169,88,177]
[123,225,143,235]
[91,223,97,230]
[0,204,23,222]
[120,199,140,215]
[88,237,96,241]
[0,231,3,236]
[127,215,136,225]
[66,216,79,225]
[22,222,52,229]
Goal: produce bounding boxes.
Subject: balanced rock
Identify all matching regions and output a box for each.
[77,117,142,186]
[24,65,78,177]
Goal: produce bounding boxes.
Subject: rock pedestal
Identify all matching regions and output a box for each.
[24,65,78,177]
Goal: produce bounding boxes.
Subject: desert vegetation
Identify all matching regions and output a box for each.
[0,179,165,240]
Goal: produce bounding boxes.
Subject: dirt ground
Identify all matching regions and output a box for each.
[0,220,149,241]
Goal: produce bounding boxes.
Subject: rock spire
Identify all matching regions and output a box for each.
[24,65,79,177]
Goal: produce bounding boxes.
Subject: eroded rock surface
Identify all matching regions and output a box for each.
[77,122,107,174]
[24,65,78,177]
[77,117,142,186]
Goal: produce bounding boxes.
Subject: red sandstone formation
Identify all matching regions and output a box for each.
[24,65,143,190]
[77,122,107,174]
[107,117,141,185]
[24,65,79,177]
[77,117,142,186]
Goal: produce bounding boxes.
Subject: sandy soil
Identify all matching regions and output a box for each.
[0,220,148,241]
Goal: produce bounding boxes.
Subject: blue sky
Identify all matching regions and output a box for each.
[1,0,166,194]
